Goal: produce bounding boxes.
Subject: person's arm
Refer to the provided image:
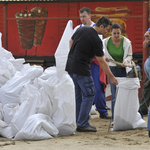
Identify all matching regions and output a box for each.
[96,56,118,85]
[143,31,150,49]
[69,38,73,50]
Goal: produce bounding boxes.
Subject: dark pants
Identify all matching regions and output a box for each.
[140,76,150,114]
[91,62,108,117]
[69,73,96,128]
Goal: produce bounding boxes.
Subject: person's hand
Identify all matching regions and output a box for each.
[121,60,127,67]
[110,76,118,85]
[105,57,109,62]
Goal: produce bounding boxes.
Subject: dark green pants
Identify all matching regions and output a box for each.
[140,76,150,114]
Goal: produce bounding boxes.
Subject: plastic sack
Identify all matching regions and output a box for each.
[54,20,73,81]
[113,77,147,131]
[0,64,43,105]
[0,120,13,139]
[0,103,3,120]
[11,83,41,136]
[14,114,59,140]
[3,103,19,124]
[90,105,98,115]
[52,73,76,136]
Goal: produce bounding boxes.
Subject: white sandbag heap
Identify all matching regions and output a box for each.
[113,77,147,131]
[0,20,76,140]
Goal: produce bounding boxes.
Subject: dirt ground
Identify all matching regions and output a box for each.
[0,110,149,150]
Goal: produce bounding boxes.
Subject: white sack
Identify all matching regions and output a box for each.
[0,103,3,120]
[14,114,59,140]
[90,105,98,115]
[0,64,43,105]
[113,77,147,131]
[39,66,56,80]
[3,103,19,124]
[0,120,13,139]
[9,58,25,71]
[11,83,42,136]
[52,73,76,136]
[54,20,73,80]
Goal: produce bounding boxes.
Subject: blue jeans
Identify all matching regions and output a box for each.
[109,66,126,120]
[91,62,108,117]
[69,73,96,128]
[147,107,150,131]
[144,58,150,131]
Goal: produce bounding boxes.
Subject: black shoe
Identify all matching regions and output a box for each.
[100,114,112,119]
[76,126,97,132]
[89,125,96,129]
[149,131,150,137]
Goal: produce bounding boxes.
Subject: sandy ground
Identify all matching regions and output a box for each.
[0,109,149,150]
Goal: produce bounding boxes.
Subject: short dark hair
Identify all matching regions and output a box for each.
[95,16,111,28]
[111,23,121,31]
[79,7,91,15]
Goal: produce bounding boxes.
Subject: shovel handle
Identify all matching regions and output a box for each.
[108,59,133,68]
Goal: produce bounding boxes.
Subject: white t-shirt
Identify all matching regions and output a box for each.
[73,21,103,40]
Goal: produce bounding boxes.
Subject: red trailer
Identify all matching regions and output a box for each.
[0,0,148,78]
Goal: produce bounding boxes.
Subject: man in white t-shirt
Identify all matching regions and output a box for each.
[73,7,111,120]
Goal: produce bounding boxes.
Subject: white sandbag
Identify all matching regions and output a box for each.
[14,114,58,140]
[11,83,41,136]
[0,120,13,139]
[0,75,8,87]
[0,58,16,79]
[52,73,76,136]
[38,68,58,116]
[33,78,54,118]
[55,20,73,81]
[0,103,3,120]
[9,58,25,71]
[0,64,43,105]
[90,105,98,115]
[3,103,19,124]
[39,66,57,80]
[113,77,147,131]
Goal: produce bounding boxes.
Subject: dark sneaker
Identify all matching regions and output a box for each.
[149,131,150,138]
[89,125,96,129]
[100,114,112,119]
[76,126,97,132]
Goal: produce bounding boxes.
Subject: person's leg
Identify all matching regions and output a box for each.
[147,105,150,137]
[69,74,82,122]
[76,75,96,128]
[69,74,97,132]
[109,79,116,120]
[91,63,109,117]
[140,76,150,115]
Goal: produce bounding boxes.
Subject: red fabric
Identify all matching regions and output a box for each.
[91,57,109,93]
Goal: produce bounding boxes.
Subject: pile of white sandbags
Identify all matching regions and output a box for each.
[0,20,76,140]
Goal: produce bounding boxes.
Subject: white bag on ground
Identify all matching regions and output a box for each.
[52,74,76,136]
[3,103,19,124]
[113,77,147,131]
[0,103,3,120]
[11,83,42,136]
[0,64,43,105]
[14,114,58,140]
[90,105,98,115]
[0,120,13,139]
